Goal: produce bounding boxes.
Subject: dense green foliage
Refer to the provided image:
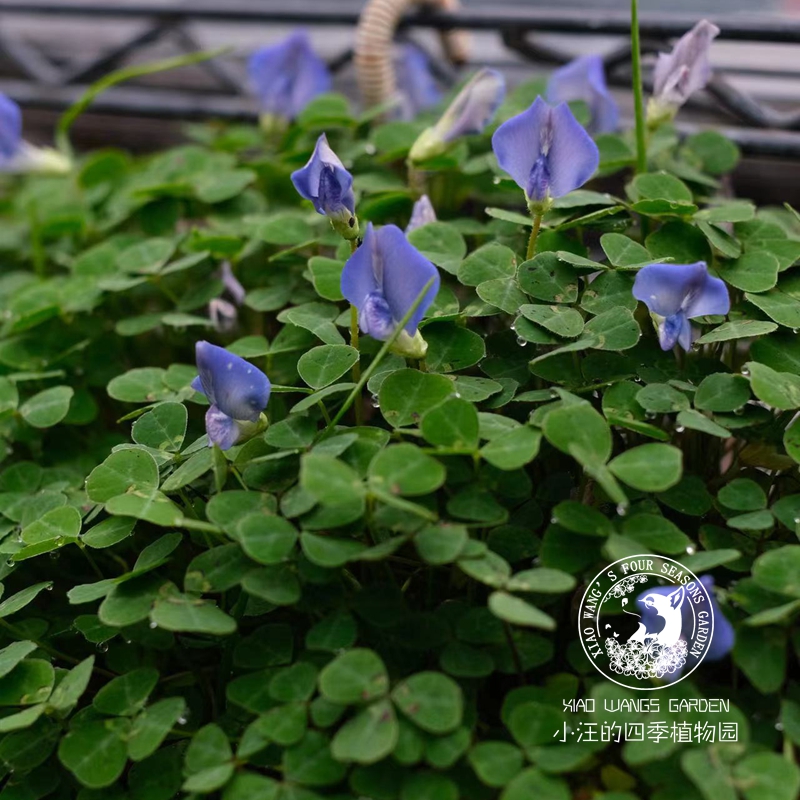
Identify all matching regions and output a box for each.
[1,76,800,800]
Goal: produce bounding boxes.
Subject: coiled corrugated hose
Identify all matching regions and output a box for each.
[355,0,470,111]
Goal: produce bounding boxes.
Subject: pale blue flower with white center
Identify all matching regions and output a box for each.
[0,92,70,174]
[633,262,729,351]
[491,96,599,213]
[406,194,436,233]
[396,43,442,120]
[636,576,734,682]
[547,55,619,135]
[191,341,271,450]
[648,20,720,124]
[248,31,331,121]
[291,133,357,237]
[340,223,439,359]
[408,68,505,163]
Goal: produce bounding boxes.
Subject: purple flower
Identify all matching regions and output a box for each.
[395,43,442,119]
[291,133,357,235]
[191,341,271,450]
[248,31,331,120]
[636,576,734,681]
[491,96,599,212]
[649,20,720,121]
[633,262,729,351]
[340,223,439,359]
[0,92,70,174]
[547,55,619,135]
[220,262,246,307]
[406,194,437,233]
[409,68,505,163]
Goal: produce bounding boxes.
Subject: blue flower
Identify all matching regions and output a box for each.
[291,133,357,236]
[396,43,442,119]
[340,223,439,359]
[649,20,719,123]
[633,262,730,351]
[1,92,70,174]
[248,31,331,120]
[191,341,271,450]
[0,93,22,162]
[406,194,436,233]
[409,68,505,163]
[636,575,734,682]
[547,55,619,135]
[491,96,599,213]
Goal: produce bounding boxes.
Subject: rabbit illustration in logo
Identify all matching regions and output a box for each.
[627,585,686,647]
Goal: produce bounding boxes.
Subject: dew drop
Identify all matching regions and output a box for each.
[96,642,109,653]
[616,504,628,517]
[741,367,750,377]
[149,621,158,630]
[734,406,745,416]
[178,713,189,725]
[454,392,462,399]
[793,330,799,335]
[776,721,785,731]
[645,412,656,420]
[685,545,696,555]
[516,336,527,347]
[549,389,559,398]
[49,550,60,561]
[46,584,53,591]
[371,395,380,409]
[492,176,501,185]
[675,426,685,433]
[5,558,15,567]
[364,143,376,155]
[794,517,800,525]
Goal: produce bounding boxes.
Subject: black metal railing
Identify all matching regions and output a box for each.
[1,1,799,158]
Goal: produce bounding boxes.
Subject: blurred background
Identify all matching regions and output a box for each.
[1,0,798,201]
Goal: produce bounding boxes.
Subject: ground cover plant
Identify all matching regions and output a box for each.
[1,7,800,800]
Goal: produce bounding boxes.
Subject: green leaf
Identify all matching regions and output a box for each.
[583,307,640,351]
[150,590,236,635]
[457,242,516,286]
[682,750,737,800]
[0,582,53,619]
[694,373,750,412]
[82,517,136,549]
[93,667,159,716]
[622,514,691,554]
[717,251,780,293]
[752,545,800,598]
[368,444,445,496]
[300,454,365,506]
[308,256,345,301]
[636,383,689,413]
[105,489,183,527]
[331,699,399,764]
[481,427,541,470]
[183,723,234,792]
[128,696,186,761]
[500,768,570,800]
[468,741,524,788]
[86,449,160,503]
[242,565,301,606]
[542,403,612,468]
[20,386,74,428]
[0,659,54,705]
[415,524,469,565]
[580,271,637,315]
[421,397,479,450]
[0,641,38,680]
[551,501,612,537]
[301,532,366,567]
[734,752,800,800]
[746,288,800,329]
[747,361,800,409]
[235,514,298,565]
[306,611,358,653]
[488,592,556,630]
[520,305,584,338]
[131,402,187,452]
[319,649,389,705]
[117,238,176,274]
[48,656,94,712]
[392,671,463,734]
[505,568,576,593]
[600,233,652,267]
[608,444,682,492]
[21,505,81,545]
[477,277,528,314]
[518,254,578,303]
[58,720,129,789]
[379,369,454,428]
[719,478,767,511]
[283,731,347,786]
[424,324,486,373]
[298,345,359,390]
[406,222,466,275]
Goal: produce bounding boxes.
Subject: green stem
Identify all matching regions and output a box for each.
[631,0,648,175]
[56,47,229,157]
[526,214,543,260]
[322,276,438,434]
[370,489,437,522]
[348,239,363,426]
